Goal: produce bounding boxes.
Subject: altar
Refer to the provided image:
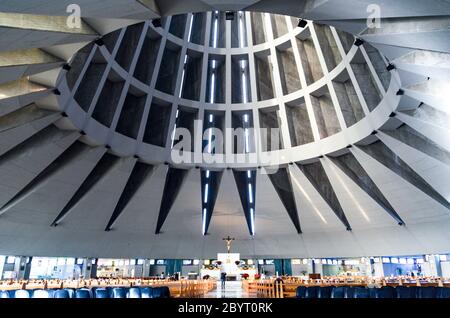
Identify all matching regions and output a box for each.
[200,253,257,280]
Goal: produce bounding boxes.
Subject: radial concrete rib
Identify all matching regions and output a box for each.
[399,104,450,132]
[382,125,450,166]
[201,169,223,235]
[358,140,450,210]
[51,152,119,226]
[0,48,63,85]
[0,104,54,133]
[297,161,352,230]
[329,152,405,225]
[0,1,160,19]
[0,112,62,158]
[394,50,450,82]
[0,140,87,216]
[155,167,189,234]
[232,170,257,236]
[360,16,450,53]
[0,126,72,166]
[267,168,302,234]
[0,12,98,52]
[105,161,154,231]
[0,85,52,116]
[0,78,48,100]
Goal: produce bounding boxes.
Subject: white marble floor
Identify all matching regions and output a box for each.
[203,281,256,298]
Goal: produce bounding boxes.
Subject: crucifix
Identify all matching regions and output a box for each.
[223,236,235,254]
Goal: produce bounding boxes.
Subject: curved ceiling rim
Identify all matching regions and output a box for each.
[62,32,383,111]
[56,10,400,168]
[56,70,401,169]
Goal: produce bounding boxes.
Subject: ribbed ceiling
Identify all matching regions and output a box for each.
[0,0,449,259]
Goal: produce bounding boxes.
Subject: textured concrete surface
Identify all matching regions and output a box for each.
[277,46,302,94]
[363,43,390,91]
[333,72,364,127]
[270,14,288,38]
[74,62,107,112]
[259,109,283,151]
[296,37,323,85]
[143,102,172,147]
[134,35,161,85]
[314,24,341,71]
[311,91,341,139]
[168,14,187,39]
[351,50,382,111]
[116,24,144,71]
[155,46,181,94]
[251,12,266,45]
[285,102,314,146]
[116,93,146,139]
[255,53,275,101]
[182,55,203,101]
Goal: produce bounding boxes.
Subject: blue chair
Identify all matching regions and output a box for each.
[90,287,98,296]
[13,290,31,298]
[395,286,416,298]
[160,286,170,298]
[416,287,436,298]
[295,286,306,298]
[127,287,141,298]
[436,287,450,298]
[331,287,346,298]
[94,288,110,299]
[345,287,355,298]
[353,287,370,298]
[53,290,70,298]
[32,290,51,298]
[368,288,377,298]
[0,290,10,298]
[75,288,92,299]
[305,286,319,299]
[140,287,153,298]
[152,287,170,298]
[375,286,395,298]
[64,288,75,298]
[318,286,333,298]
[112,288,127,298]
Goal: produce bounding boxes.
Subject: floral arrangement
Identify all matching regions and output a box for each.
[254,274,261,280]
[241,273,249,280]
[204,265,218,270]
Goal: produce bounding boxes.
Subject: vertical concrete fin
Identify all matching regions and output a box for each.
[105,161,154,231]
[267,168,302,234]
[358,140,450,210]
[232,169,257,236]
[155,167,189,234]
[329,152,405,225]
[0,140,86,216]
[297,160,352,230]
[51,152,120,226]
[201,169,224,235]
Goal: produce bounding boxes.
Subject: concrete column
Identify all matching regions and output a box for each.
[24,257,32,280]
[306,260,314,274]
[90,258,98,278]
[434,255,443,277]
[373,262,384,277]
[14,256,28,280]
[143,259,151,277]
[81,258,97,279]
[0,256,5,280]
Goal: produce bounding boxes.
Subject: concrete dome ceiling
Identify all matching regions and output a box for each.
[0,0,449,259]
